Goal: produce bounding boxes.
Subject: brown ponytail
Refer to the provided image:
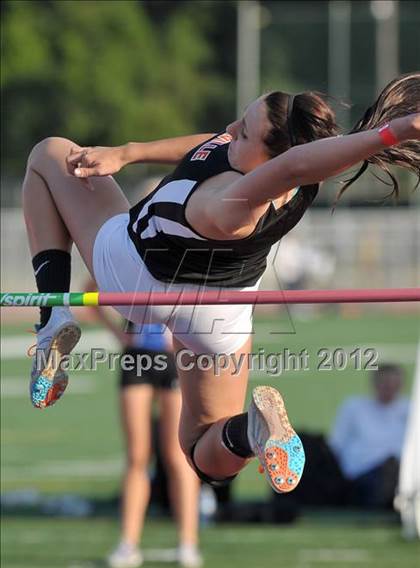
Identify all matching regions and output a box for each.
[339,72,420,199]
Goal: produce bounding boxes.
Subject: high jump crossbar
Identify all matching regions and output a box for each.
[1,288,420,307]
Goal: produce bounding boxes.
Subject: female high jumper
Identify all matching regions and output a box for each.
[24,73,420,494]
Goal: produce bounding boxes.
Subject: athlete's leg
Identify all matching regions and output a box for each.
[174,335,305,493]
[23,166,72,255]
[23,137,131,407]
[119,384,154,546]
[23,136,129,275]
[157,388,200,548]
[174,336,253,480]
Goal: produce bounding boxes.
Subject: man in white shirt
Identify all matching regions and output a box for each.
[329,364,410,508]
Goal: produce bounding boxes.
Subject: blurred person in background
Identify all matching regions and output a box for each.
[264,234,336,319]
[86,280,202,568]
[329,364,410,509]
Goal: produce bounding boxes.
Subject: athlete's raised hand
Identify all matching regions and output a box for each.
[66,146,125,179]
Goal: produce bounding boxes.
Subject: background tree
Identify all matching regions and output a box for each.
[1,0,225,182]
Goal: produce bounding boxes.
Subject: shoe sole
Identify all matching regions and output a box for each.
[31,322,81,409]
[249,385,305,493]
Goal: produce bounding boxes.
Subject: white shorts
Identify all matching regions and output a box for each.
[92,213,259,354]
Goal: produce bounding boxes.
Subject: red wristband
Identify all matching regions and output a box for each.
[378,124,399,146]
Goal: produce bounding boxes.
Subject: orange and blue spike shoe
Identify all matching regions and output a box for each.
[29,307,81,409]
[247,385,305,493]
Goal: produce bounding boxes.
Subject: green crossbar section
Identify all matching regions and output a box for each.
[0,292,98,307]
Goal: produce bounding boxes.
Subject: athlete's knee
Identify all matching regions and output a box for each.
[178,428,235,487]
[164,448,189,475]
[178,425,209,461]
[178,432,194,461]
[186,437,238,488]
[27,137,77,169]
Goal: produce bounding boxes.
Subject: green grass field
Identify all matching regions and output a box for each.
[1,310,420,567]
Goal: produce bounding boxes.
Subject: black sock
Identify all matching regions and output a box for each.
[32,249,71,328]
[222,413,253,458]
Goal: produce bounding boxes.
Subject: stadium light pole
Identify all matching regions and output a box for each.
[328,0,352,130]
[237,0,261,117]
[370,0,399,95]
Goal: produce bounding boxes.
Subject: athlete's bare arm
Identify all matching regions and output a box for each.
[66,133,216,177]
[121,133,217,165]
[211,114,420,235]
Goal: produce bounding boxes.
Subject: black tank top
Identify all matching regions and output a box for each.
[128,133,318,287]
